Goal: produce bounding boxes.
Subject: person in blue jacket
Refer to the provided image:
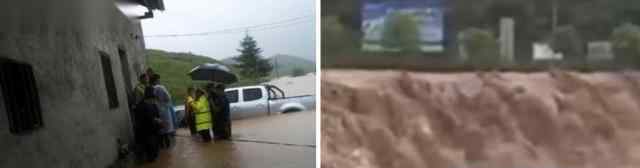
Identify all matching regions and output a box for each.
[150,74,175,148]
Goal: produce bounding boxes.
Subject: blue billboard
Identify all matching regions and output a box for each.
[362,0,444,52]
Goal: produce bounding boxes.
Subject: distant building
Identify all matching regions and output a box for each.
[533,43,563,61]
[587,41,613,61]
[0,0,162,167]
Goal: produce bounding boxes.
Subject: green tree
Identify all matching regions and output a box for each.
[460,28,501,65]
[611,23,640,67]
[234,34,273,80]
[291,68,306,77]
[322,16,356,57]
[549,26,585,62]
[381,12,421,54]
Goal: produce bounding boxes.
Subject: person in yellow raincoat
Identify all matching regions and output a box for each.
[191,88,216,142]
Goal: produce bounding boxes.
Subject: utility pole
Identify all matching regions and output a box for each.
[500,18,515,64]
[274,55,278,77]
[552,0,558,32]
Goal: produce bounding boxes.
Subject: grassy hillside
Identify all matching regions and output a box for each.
[146,49,221,104]
[147,49,314,104]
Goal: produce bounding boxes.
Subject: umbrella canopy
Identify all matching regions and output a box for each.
[188,63,238,84]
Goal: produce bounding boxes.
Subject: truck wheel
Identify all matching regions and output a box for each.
[283,108,302,113]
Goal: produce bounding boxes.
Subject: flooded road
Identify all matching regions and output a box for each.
[137,111,316,168]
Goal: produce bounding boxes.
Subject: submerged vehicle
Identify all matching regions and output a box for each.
[225,84,315,120]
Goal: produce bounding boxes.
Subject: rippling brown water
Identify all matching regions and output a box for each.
[322,70,640,168]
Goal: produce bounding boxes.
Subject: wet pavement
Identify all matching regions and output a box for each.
[137,111,316,168]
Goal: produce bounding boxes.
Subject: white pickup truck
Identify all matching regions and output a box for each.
[224,84,315,120]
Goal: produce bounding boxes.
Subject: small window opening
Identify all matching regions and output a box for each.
[100,52,119,109]
[118,48,132,97]
[0,58,44,135]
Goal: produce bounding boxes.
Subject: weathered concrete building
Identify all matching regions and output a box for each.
[0,0,162,167]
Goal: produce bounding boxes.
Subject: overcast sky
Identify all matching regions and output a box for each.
[140,0,316,61]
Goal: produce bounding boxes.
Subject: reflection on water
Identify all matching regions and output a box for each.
[137,111,316,168]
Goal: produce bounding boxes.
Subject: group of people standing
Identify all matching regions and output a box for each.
[130,68,232,163]
[131,69,177,163]
[185,83,231,142]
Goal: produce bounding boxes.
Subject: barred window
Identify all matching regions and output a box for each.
[0,58,44,135]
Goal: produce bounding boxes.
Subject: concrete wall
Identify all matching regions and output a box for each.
[0,0,146,167]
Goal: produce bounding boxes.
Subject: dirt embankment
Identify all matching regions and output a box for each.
[322,70,640,168]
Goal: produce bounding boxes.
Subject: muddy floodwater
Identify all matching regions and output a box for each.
[322,70,640,168]
[138,111,316,168]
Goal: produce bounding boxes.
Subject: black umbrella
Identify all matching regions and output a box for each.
[188,63,238,84]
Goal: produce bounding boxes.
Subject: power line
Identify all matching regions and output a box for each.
[146,19,313,38]
[246,18,313,31]
[145,15,314,38]
[145,17,313,38]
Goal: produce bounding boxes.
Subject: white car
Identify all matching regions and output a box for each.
[173,105,186,127]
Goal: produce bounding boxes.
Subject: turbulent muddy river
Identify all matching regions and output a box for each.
[322,70,640,168]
